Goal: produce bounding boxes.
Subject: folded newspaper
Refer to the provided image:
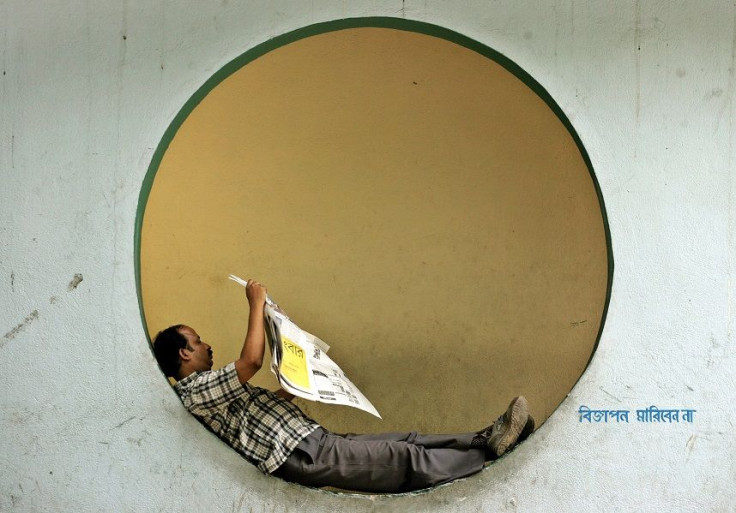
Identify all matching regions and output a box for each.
[229,275,381,418]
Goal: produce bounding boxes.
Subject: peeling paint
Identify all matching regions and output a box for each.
[67,273,83,291]
[2,310,39,344]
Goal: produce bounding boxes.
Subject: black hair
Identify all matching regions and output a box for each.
[152,324,188,378]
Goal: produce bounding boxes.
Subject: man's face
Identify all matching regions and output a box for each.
[178,326,213,372]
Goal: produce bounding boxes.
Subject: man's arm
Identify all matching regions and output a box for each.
[233,279,268,384]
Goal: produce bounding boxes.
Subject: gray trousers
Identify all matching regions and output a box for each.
[273,427,486,493]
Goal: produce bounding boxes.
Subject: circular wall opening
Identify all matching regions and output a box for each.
[137,18,611,442]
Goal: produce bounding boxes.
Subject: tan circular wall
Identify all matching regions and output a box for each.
[140,26,609,435]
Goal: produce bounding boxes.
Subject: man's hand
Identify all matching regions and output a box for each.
[245,279,267,308]
[234,279,268,384]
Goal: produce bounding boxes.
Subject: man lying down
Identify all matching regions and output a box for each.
[153,279,534,494]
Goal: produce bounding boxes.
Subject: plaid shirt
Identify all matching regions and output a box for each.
[174,362,319,474]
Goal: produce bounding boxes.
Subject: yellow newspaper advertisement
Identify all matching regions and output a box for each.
[278,336,310,391]
[229,275,381,418]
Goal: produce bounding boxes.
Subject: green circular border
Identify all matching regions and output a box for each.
[135,14,614,455]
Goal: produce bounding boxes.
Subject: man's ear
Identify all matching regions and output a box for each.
[179,347,192,362]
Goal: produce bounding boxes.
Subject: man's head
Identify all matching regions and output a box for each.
[153,325,213,380]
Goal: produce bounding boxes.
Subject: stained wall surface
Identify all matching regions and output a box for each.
[1,2,735,512]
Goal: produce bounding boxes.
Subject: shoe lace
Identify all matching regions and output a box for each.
[475,413,506,442]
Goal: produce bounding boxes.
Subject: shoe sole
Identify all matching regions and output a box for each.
[518,415,535,443]
[495,396,529,456]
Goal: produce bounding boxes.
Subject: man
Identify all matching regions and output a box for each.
[153,279,534,493]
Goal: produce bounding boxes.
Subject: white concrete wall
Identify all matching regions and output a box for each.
[1,1,734,511]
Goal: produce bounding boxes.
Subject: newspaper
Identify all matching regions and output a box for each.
[228,275,381,418]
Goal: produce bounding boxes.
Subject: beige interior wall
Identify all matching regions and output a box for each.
[140,27,608,434]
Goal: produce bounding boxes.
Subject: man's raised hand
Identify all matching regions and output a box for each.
[245,279,267,308]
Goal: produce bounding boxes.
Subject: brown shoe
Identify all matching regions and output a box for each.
[484,396,530,458]
[518,415,535,443]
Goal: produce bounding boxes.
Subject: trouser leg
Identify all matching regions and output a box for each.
[273,427,486,493]
[342,431,479,450]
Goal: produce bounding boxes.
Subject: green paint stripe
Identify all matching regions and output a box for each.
[135,16,614,389]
